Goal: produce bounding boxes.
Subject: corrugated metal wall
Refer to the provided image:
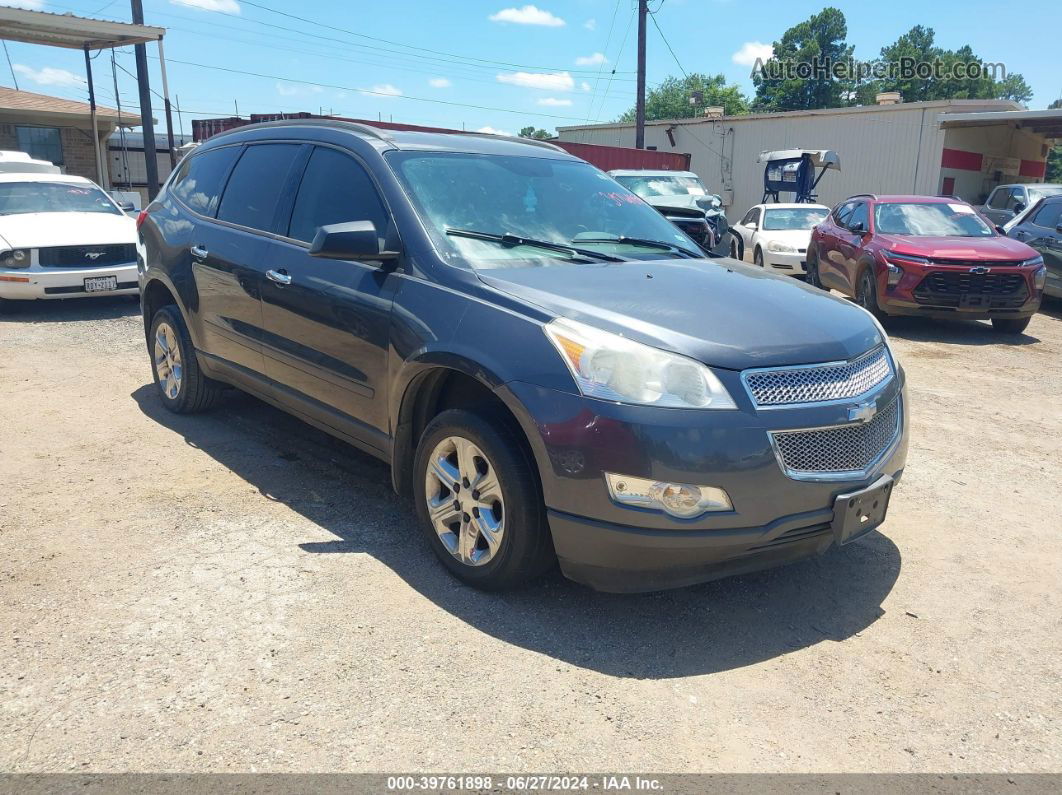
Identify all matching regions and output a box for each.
[551,140,690,171]
[557,102,1011,222]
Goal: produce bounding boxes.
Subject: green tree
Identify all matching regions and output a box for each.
[752,7,854,112]
[519,126,552,140]
[618,73,748,121]
[995,73,1033,105]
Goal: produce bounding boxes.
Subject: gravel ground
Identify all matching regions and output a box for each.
[1,295,1060,773]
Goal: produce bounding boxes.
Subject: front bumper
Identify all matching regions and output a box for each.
[762,250,807,275]
[502,369,908,592]
[0,263,138,300]
[880,265,1042,320]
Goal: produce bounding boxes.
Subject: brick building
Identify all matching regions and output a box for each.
[0,85,140,186]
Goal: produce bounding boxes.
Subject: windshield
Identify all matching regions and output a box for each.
[762,207,828,231]
[1029,186,1062,202]
[0,182,122,216]
[874,202,994,237]
[390,152,700,268]
[613,174,706,199]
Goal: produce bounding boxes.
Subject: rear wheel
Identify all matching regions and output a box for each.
[413,408,553,590]
[857,267,889,322]
[991,317,1031,335]
[149,305,225,413]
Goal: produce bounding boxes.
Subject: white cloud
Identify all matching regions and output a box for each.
[583,18,596,31]
[428,77,451,88]
[275,81,323,97]
[575,52,607,67]
[732,41,774,67]
[365,83,403,98]
[0,1,46,10]
[169,0,241,12]
[580,81,591,92]
[489,5,565,27]
[12,64,84,88]
[496,71,574,91]
[476,126,513,136]
[537,97,572,107]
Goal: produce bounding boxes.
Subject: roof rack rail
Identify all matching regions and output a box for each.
[209,118,396,144]
[848,193,877,200]
[462,132,564,152]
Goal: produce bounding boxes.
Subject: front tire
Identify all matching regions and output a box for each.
[149,305,224,413]
[991,317,1031,335]
[857,267,889,322]
[729,237,740,261]
[754,247,764,267]
[413,408,553,590]
[805,248,825,289]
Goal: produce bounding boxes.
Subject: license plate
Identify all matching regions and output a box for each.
[84,276,118,293]
[831,475,893,545]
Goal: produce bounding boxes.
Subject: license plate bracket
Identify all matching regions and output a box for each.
[84,276,118,293]
[831,474,893,545]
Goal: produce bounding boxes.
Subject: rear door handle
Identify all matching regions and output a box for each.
[266,269,292,286]
[190,245,208,260]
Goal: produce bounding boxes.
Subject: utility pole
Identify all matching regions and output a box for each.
[635,0,648,149]
[130,0,160,199]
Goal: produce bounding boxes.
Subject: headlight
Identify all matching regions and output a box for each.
[1033,265,1047,291]
[886,263,903,286]
[0,249,29,268]
[544,318,737,409]
[767,240,796,253]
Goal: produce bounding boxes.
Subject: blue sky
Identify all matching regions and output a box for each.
[1,0,1059,136]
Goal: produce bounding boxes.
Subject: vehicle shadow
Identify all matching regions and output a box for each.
[0,295,140,323]
[884,315,1041,346]
[132,384,902,680]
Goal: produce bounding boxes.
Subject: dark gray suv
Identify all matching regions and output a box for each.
[137,121,909,592]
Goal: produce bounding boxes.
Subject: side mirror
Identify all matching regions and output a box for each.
[850,221,865,234]
[309,220,399,262]
[117,201,136,213]
[1056,224,1062,234]
[995,225,1007,235]
[747,222,758,230]
[1013,202,1025,214]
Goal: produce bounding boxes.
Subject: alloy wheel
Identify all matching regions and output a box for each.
[424,435,505,566]
[153,322,183,400]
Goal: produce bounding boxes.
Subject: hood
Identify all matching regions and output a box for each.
[877,233,1038,261]
[644,194,720,215]
[0,212,136,250]
[479,258,882,370]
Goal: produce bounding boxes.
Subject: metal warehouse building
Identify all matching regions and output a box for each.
[556,99,1062,221]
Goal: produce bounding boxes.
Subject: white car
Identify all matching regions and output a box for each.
[0,172,138,306]
[729,202,830,276]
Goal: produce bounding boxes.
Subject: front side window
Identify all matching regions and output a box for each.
[874,202,994,237]
[216,144,303,232]
[762,207,828,231]
[834,202,855,227]
[1005,188,1024,210]
[16,126,63,166]
[287,147,388,244]
[389,152,699,268]
[987,188,1009,209]
[1031,201,1062,230]
[171,145,241,216]
[0,181,120,216]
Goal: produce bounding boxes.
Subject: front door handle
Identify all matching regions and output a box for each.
[266,269,292,286]
[190,245,208,260]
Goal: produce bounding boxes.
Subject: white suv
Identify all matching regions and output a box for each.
[0,171,138,307]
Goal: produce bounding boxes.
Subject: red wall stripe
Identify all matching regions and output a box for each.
[941,148,984,171]
[1019,159,1047,179]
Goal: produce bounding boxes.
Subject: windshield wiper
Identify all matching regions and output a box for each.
[445,228,626,263]
[572,235,702,259]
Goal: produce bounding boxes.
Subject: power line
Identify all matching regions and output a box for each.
[592,7,637,124]
[583,0,622,124]
[649,8,687,80]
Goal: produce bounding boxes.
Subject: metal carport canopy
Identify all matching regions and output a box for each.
[938,108,1062,140]
[0,7,162,49]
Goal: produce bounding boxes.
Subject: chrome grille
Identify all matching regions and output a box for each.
[744,346,892,407]
[770,397,901,477]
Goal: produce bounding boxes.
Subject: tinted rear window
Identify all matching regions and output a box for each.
[171,145,240,216]
[217,144,302,232]
[287,147,389,244]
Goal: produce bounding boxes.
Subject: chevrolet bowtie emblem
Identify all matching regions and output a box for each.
[969,266,990,274]
[848,401,878,424]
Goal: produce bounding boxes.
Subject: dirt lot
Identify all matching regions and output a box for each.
[1,295,1060,773]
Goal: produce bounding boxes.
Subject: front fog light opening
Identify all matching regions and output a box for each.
[605,473,732,519]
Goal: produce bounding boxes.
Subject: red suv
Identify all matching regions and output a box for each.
[808,194,1046,334]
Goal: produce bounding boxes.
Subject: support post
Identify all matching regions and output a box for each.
[635,0,647,149]
[83,47,106,187]
[131,0,160,199]
[157,37,177,171]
